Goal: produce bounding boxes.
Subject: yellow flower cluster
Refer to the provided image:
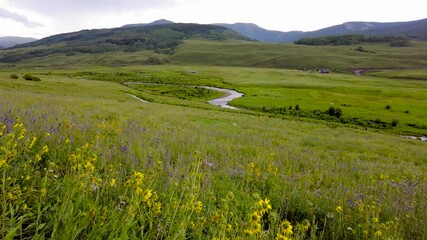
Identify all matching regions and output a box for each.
[244,198,272,236]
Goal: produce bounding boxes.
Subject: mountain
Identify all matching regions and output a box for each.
[122,19,174,28]
[217,18,427,43]
[216,23,304,43]
[0,36,37,48]
[1,23,251,62]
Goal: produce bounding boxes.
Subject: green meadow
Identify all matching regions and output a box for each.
[1,38,427,239]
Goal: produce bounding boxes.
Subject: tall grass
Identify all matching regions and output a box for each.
[1,75,426,239]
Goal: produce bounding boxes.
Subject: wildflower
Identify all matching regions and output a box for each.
[226,224,233,232]
[280,220,293,235]
[153,202,162,214]
[133,171,144,185]
[41,145,49,154]
[336,206,343,213]
[250,222,262,234]
[29,137,37,149]
[373,217,379,223]
[250,211,261,222]
[65,138,70,144]
[84,161,95,172]
[301,219,310,231]
[22,204,28,211]
[244,229,255,236]
[135,187,143,195]
[109,178,116,187]
[258,198,272,214]
[374,230,382,237]
[276,233,289,240]
[194,201,203,213]
[143,189,153,203]
[0,159,6,168]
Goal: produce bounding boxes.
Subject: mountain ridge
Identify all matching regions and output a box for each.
[0,36,38,48]
[217,18,427,42]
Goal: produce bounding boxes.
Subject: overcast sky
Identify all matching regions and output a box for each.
[1,0,425,39]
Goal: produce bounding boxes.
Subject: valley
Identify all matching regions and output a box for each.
[1,21,426,239]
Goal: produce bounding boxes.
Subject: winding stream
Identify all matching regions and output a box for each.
[124,82,243,110]
[203,86,243,110]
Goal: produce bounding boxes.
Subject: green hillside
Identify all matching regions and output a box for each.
[0,23,250,63]
[172,40,427,71]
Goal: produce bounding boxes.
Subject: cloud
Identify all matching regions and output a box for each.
[6,0,178,16]
[0,8,43,28]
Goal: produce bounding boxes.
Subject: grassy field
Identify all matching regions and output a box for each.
[1,37,427,239]
[1,66,427,239]
[172,40,427,71]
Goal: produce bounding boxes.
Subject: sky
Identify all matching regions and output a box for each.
[0,0,426,39]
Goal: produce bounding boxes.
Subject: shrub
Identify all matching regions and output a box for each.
[391,119,399,127]
[295,104,300,111]
[328,106,335,116]
[385,105,391,110]
[10,73,19,79]
[335,108,342,118]
[22,74,41,81]
[404,110,410,114]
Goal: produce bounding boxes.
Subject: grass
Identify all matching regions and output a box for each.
[1,38,427,239]
[172,40,427,71]
[1,67,427,239]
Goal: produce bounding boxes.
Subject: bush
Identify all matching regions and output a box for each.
[10,73,19,79]
[385,105,391,110]
[295,104,300,111]
[328,106,335,116]
[23,74,41,81]
[391,119,399,127]
[335,108,342,118]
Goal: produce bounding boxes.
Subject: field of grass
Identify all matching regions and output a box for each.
[172,40,427,71]
[1,67,427,239]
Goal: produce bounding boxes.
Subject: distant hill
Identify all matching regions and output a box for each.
[217,18,427,43]
[216,23,304,43]
[122,19,174,28]
[2,23,251,62]
[0,36,37,48]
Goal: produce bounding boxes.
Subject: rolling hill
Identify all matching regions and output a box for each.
[217,18,427,43]
[0,23,251,62]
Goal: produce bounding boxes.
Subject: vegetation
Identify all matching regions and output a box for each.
[22,74,41,81]
[1,27,427,239]
[294,35,410,46]
[1,73,426,239]
[9,73,19,79]
[0,24,250,63]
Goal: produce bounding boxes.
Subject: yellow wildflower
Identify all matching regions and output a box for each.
[250,211,261,223]
[41,145,49,154]
[280,220,293,235]
[226,224,233,232]
[373,217,379,223]
[194,201,203,213]
[0,159,6,168]
[29,137,37,149]
[276,233,289,240]
[374,230,382,237]
[84,161,95,172]
[336,206,343,213]
[258,198,272,214]
[135,187,143,195]
[109,178,116,187]
[143,189,153,203]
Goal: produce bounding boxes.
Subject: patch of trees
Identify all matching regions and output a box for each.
[294,35,410,46]
[105,38,146,46]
